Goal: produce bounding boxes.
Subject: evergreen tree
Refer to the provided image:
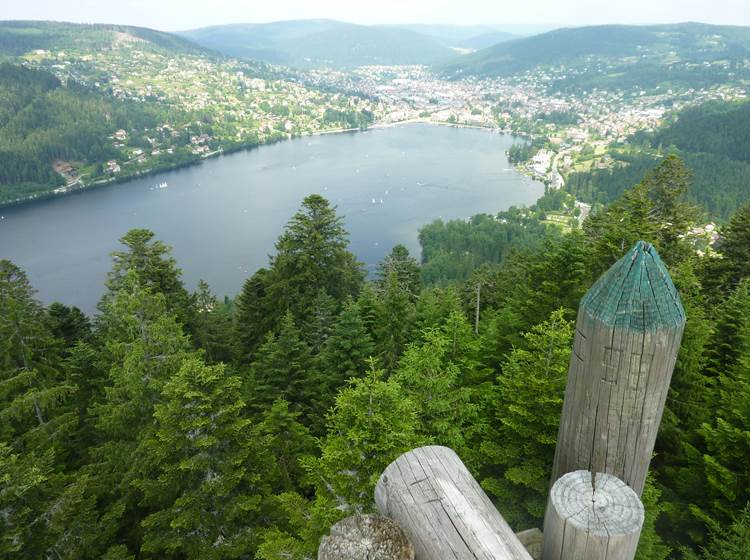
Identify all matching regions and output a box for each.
[301,289,337,354]
[696,312,750,527]
[376,244,421,299]
[584,155,697,273]
[306,363,423,514]
[267,195,364,324]
[46,302,91,349]
[318,297,375,397]
[702,203,750,299]
[705,278,750,377]
[636,476,672,560]
[681,505,750,560]
[481,232,587,366]
[480,309,573,528]
[374,271,416,370]
[101,229,196,331]
[414,285,463,335]
[247,312,315,420]
[0,445,56,558]
[193,279,234,364]
[87,272,193,554]
[392,327,478,463]
[256,399,317,494]
[133,357,271,558]
[0,260,76,454]
[233,268,274,362]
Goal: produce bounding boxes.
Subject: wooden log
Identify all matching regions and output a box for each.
[542,470,644,560]
[318,514,414,560]
[515,528,543,560]
[375,445,533,560]
[551,241,685,496]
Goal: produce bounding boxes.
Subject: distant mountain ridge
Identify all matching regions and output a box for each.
[0,20,211,57]
[178,19,517,68]
[442,22,750,79]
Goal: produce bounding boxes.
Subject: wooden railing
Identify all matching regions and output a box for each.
[319,241,685,560]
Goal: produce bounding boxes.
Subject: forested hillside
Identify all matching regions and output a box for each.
[0,21,382,207]
[179,20,457,68]
[442,23,750,92]
[2,156,750,558]
[566,99,750,220]
[0,20,208,57]
[0,63,171,204]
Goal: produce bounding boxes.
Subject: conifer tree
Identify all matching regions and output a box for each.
[696,313,750,526]
[267,195,364,323]
[247,311,315,419]
[374,271,416,370]
[307,363,423,514]
[256,399,317,494]
[414,285,463,334]
[681,505,750,560]
[101,229,196,330]
[302,289,337,353]
[233,268,274,362]
[0,260,76,453]
[636,476,672,560]
[702,203,750,299]
[392,327,478,462]
[480,309,573,528]
[133,357,271,559]
[376,244,421,299]
[87,272,194,553]
[317,297,375,400]
[584,155,697,273]
[193,279,234,364]
[46,302,91,349]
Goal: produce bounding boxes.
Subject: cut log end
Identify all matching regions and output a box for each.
[543,471,644,560]
[318,514,414,560]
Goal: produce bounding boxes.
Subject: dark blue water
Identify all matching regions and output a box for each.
[0,124,542,312]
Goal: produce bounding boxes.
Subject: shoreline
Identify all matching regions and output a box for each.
[1,119,522,211]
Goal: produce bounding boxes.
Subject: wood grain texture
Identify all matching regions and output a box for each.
[551,241,685,496]
[375,445,533,560]
[318,514,414,560]
[542,470,644,560]
[515,528,543,560]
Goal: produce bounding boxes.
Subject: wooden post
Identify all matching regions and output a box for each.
[375,445,533,560]
[551,241,685,496]
[542,470,644,560]
[318,514,414,560]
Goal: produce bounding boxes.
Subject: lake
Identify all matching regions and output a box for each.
[0,124,543,313]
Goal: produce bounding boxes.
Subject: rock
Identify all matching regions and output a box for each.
[318,514,414,560]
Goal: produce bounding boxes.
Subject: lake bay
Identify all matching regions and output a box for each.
[0,124,543,312]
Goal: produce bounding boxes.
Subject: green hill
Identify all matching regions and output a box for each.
[458,30,518,50]
[565,99,750,220]
[179,20,459,68]
[0,20,210,58]
[442,22,750,90]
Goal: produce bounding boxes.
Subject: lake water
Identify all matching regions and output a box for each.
[0,124,542,313]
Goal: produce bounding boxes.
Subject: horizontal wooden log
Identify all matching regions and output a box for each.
[542,470,644,560]
[318,514,414,560]
[375,445,533,560]
[515,528,543,560]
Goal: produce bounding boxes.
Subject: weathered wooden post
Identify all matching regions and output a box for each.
[543,471,644,560]
[375,445,533,560]
[551,241,685,496]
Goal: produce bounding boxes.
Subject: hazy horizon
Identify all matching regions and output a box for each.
[2,0,749,32]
